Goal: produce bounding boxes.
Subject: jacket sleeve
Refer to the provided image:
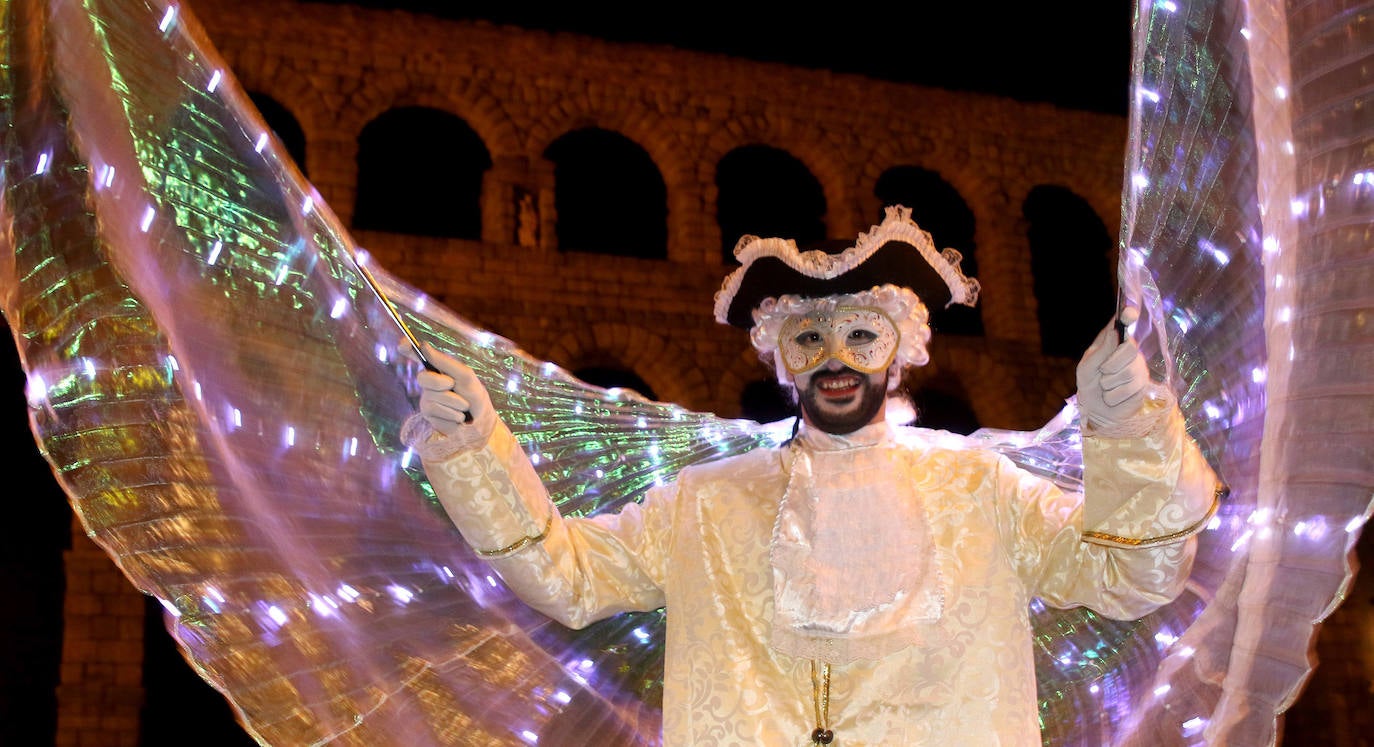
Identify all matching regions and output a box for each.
[1006,395,1223,620]
[411,416,671,629]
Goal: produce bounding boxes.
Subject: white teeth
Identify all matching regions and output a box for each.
[818,378,857,390]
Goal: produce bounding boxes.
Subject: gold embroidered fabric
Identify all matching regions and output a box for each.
[421,406,1219,746]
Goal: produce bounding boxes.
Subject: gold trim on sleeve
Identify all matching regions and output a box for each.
[475,511,555,558]
[1081,484,1226,549]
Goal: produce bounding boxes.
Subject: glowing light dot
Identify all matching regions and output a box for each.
[330,298,347,318]
[554,690,571,704]
[1154,684,1172,697]
[1283,141,1294,155]
[166,355,179,371]
[520,730,538,744]
[376,344,389,363]
[1230,528,1253,552]
[338,584,360,601]
[507,377,520,393]
[158,5,177,31]
[34,152,50,175]
[349,437,358,456]
[285,426,296,447]
[637,416,647,428]
[267,605,288,626]
[83,358,97,379]
[1240,27,1252,40]
[232,408,242,427]
[1132,172,1149,189]
[476,332,495,347]
[1274,85,1288,100]
[274,264,289,285]
[486,575,498,587]
[389,585,414,604]
[255,133,269,152]
[302,196,314,214]
[595,469,604,479]
[1089,684,1100,694]
[1137,88,1160,103]
[543,361,558,375]
[1179,646,1195,658]
[207,69,222,92]
[207,240,223,265]
[1251,367,1266,383]
[1203,403,1221,419]
[1263,236,1280,254]
[1208,246,1229,265]
[1159,0,1178,11]
[633,627,650,642]
[140,206,156,232]
[1274,273,1284,289]
[1277,307,1292,323]
[1346,516,1365,533]
[401,448,414,469]
[25,374,48,407]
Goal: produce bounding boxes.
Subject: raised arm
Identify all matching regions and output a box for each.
[403,346,669,628]
[1012,310,1222,619]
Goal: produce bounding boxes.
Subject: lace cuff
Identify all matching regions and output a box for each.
[400,412,494,461]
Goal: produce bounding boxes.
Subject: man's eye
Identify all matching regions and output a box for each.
[848,329,878,343]
[795,331,823,345]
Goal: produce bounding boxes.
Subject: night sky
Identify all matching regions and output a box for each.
[309,1,1137,116]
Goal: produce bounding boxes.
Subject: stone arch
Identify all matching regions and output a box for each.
[542,127,668,258]
[542,323,712,410]
[211,54,328,175]
[700,116,860,256]
[524,103,696,260]
[1022,184,1116,358]
[352,106,492,238]
[244,92,308,176]
[718,344,792,422]
[714,144,828,263]
[338,82,520,161]
[863,139,1035,342]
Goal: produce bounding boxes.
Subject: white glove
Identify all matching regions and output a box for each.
[1075,307,1154,433]
[417,344,496,441]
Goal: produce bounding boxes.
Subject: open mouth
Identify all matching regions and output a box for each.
[813,371,863,400]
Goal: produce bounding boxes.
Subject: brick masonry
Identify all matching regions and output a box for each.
[47,0,1370,744]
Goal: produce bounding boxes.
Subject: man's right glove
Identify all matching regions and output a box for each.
[416,344,497,442]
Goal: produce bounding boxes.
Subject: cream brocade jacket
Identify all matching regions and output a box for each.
[417,402,1220,746]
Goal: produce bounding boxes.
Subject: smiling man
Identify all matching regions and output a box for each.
[406,205,1222,746]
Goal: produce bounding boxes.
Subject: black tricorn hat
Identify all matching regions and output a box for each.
[713,205,980,328]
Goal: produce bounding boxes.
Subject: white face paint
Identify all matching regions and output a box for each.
[777,307,900,376]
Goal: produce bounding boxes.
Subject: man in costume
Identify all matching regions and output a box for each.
[404,206,1222,745]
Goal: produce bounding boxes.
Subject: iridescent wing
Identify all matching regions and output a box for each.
[2,0,1371,746]
[0,1,783,744]
[996,1,1373,745]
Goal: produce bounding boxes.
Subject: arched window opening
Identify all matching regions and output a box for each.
[739,378,795,425]
[543,128,667,258]
[1023,185,1115,358]
[875,166,983,336]
[353,106,491,239]
[575,366,658,402]
[909,388,981,435]
[247,92,307,177]
[716,145,826,263]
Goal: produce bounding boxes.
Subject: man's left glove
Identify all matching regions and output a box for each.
[1075,307,1155,434]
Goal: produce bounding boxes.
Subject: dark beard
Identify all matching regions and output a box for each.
[797,368,888,435]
